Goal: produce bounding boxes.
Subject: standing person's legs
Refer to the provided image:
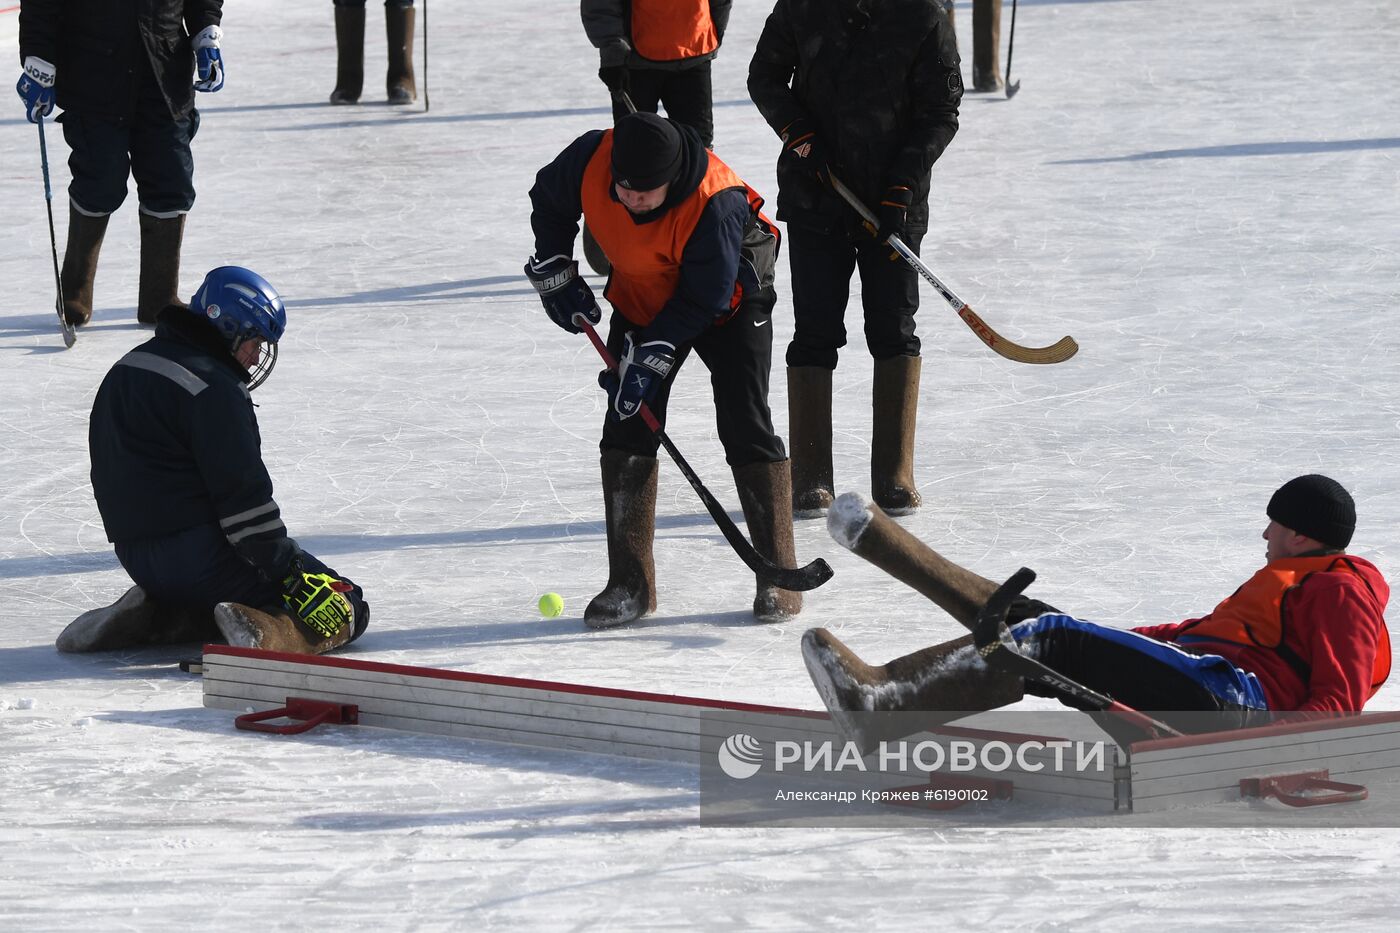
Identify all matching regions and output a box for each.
[384,0,417,104]
[590,313,692,628]
[972,0,1004,92]
[656,61,714,148]
[330,0,367,104]
[129,89,198,323]
[858,233,923,513]
[617,67,664,122]
[785,224,857,514]
[59,112,130,325]
[694,287,801,619]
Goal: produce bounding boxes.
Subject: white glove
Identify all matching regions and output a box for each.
[192,25,224,93]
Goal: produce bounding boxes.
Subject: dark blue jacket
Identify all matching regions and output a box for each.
[88,309,299,583]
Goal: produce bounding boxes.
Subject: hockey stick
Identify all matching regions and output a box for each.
[974,568,1181,739]
[422,0,429,113]
[1005,0,1021,99]
[575,316,834,592]
[827,173,1075,364]
[37,118,75,349]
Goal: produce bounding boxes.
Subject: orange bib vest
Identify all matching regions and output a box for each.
[1179,556,1392,698]
[581,131,770,327]
[630,0,719,62]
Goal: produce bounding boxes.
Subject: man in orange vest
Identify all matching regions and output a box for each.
[804,475,1391,739]
[525,112,802,630]
[582,0,731,148]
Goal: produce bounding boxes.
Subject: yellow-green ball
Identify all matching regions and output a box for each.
[538,592,564,619]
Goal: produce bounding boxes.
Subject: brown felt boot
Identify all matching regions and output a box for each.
[972,0,1005,92]
[57,585,216,653]
[787,366,835,518]
[871,354,923,515]
[733,460,804,622]
[385,5,417,104]
[585,450,658,629]
[801,627,1024,753]
[330,5,366,104]
[137,212,185,324]
[214,602,355,655]
[59,204,109,326]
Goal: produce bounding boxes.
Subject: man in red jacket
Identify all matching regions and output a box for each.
[804,475,1391,737]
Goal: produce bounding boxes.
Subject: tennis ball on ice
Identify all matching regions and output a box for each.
[538,592,565,619]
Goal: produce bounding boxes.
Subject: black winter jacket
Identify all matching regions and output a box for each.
[88,309,301,583]
[747,0,961,236]
[19,0,223,122]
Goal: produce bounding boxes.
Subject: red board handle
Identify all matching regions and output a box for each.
[235,697,359,735]
[1240,770,1368,807]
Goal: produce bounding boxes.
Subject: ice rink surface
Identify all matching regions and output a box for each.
[3,0,1400,928]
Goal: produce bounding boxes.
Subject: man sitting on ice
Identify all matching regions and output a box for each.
[805,475,1390,743]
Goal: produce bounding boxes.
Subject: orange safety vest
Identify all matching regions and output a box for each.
[581,131,771,327]
[629,0,719,62]
[1179,556,1392,698]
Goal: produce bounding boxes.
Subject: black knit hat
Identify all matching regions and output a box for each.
[1267,474,1356,549]
[611,113,682,191]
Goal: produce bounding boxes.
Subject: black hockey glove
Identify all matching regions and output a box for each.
[779,118,830,184]
[525,254,602,334]
[875,185,913,243]
[610,331,676,420]
[598,38,631,94]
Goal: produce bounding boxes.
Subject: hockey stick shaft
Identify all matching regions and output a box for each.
[1005,0,1021,98]
[422,0,429,113]
[827,173,1074,364]
[37,118,74,348]
[975,568,1181,738]
[576,317,833,592]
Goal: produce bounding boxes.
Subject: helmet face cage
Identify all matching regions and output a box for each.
[190,267,288,390]
[244,340,278,390]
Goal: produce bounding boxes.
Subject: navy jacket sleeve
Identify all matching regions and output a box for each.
[189,379,301,582]
[528,130,606,261]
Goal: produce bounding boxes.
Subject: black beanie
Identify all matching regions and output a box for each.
[1267,474,1356,549]
[611,113,683,191]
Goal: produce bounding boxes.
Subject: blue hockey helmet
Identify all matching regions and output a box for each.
[190,266,287,389]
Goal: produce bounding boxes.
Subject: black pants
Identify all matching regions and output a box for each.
[611,61,714,148]
[785,222,923,369]
[59,73,198,216]
[600,289,787,467]
[116,521,367,639]
[1008,608,1270,734]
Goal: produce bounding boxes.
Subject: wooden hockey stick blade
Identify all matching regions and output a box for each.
[827,174,1076,364]
[826,492,1000,628]
[955,303,1075,364]
[974,568,1183,739]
